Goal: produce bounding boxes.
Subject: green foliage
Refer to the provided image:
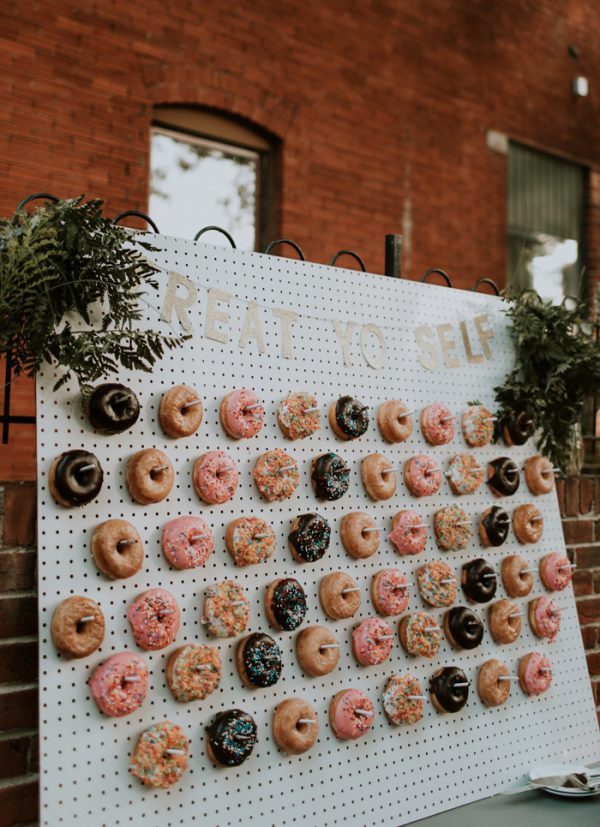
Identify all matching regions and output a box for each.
[494,290,600,472]
[0,196,188,395]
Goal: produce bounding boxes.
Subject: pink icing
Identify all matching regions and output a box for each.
[389,509,427,554]
[533,596,560,642]
[128,588,180,650]
[541,552,572,591]
[521,652,552,695]
[374,569,409,615]
[223,389,264,438]
[193,451,239,504]
[161,516,214,570]
[423,402,455,445]
[331,689,375,739]
[89,652,149,717]
[352,618,394,665]
[405,455,442,497]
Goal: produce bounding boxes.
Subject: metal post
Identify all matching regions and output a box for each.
[384,234,402,278]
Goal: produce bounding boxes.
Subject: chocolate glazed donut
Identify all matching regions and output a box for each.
[288,514,331,562]
[87,383,140,434]
[239,633,282,687]
[206,709,257,767]
[444,607,484,649]
[461,559,497,603]
[311,454,350,500]
[429,666,469,713]
[486,457,520,496]
[502,410,534,446]
[332,396,369,439]
[480,506,510,546]
[269,579,307,631]
[50,450,103,507]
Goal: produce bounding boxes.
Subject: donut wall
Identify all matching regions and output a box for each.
[37,237,599,827]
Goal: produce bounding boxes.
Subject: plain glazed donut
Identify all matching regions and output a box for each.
[159,384,203,438]
[49,449,103,507]
[371,569,409,616]
[289,513,331,563]
[88,652,149,716]
[265,578,307,631]
[329,689,375,739]
[477,659,510,707]
[461,404,494,447]
[311,452,350,500]
[131,721,189,788]
[352,617,394,665]
[488,598,521,644]
[225,517,276,566]
[434,505,472,551]
[539,552,573,591]
[236,632,283,688]
[528,596,560,642]
[87,383,140,434]
[377,400,413,443]
[461,558,497,603]
[161,516,214,570]
[446,454,484,495]
[361,453,397,500]
[166,644,222,702]
[126,448,173,505]
[518,652,552,695]
[523,455,555,495]
[319,572,361,619]
[203,580,250,638]
[193,450,238,504]
[382,674,425,724]
[389,509,427,555]
[417,560,457,607]
[513,503,543,543]
[398,611,441,658]
[501,554,533,598]
[404,454,442,497]
[479,505,510,547]
[296,625,340,676]
[51,596,104,657]
[273,698,319,754]
[502,409,534,446]
[128,588,180,650]
[220,388,265,439]
[340,512,380,559]
[443,606,483,650]
[253,449,300,501]
[429,666,469,713]
[486,457,520,497]
[328,396,369,439]
[277,392,320,439]
[91,519,143,579]
[206,709,257,767]
[420,402,455,445]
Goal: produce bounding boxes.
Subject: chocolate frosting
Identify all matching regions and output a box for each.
[206,709,257,766]
[288,513,331,561]
[503,410,534,445]
[487,457,520,496]
[88,383,140,434]
[53,450,103,506]
[445,606,484,649]
[334,396,369,438]
[311,453,350,500]
[462,558,497,603]
[429,666,469,712]
[241,632,282,687]
[481,506,509,546]
[271,579,307,631]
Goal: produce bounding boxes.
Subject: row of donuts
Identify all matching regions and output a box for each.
[128,651,551,789]
[85,382,534,449]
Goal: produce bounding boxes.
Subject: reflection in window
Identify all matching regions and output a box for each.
[508,234,580,304]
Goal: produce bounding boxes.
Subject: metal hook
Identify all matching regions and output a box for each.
[112,210,159,233]
[12,192,60,224]
[194,225,236,248]
[471,278,500,295]
[328,249,366,272]
[420,267,453,287]
[264,238,305,260]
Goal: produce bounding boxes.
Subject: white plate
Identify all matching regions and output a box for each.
[541,785,600,798]
[529,762,600,797]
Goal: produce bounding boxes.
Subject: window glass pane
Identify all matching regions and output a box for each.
[507,232,581,303]
[150,128,258,249]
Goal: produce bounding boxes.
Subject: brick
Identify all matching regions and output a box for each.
[581,625,598,649]
[573,569,593,597]
[595,479,600,513]
[0,597,37,639]
[0,688,38,731]
[563,520,594,545]
[575,546,600,569]
[580,478,594,514]
[0,641,37,684]
[29,733,38,773]
[0,778,38,826]
[565,478,580,517]
[0,552,36,593]
[587,651,600,676]
[1,484,36,548]
[577,597,600,626]
[594,680,600,705]
[595,571,600,593]
[0,736,30,780]
[555,479,565,515]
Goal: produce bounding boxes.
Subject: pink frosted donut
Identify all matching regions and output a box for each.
[518,651,552,696]
[539,552,573,591]
[352,618,394,665]
[193,451,239,504]
[403,455,442,497]
[371,569,409,616]
[421,402,455,445]
[529,596,560,642]
[88,652,149,717]
[220,388,265,439]
[389,509,427,555]
[329,689,375,739]
[128,589,180,650]
[161,516,214,570]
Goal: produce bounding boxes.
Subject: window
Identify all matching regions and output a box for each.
[149,107,275,249]
[507,143,586,303]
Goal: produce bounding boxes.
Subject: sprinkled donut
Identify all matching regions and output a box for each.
[161,516,214,570]
[253,449,299,501]
[389,509,427,555]
[158,384,203,438]
[296,625,340,676]
[126,448,173,505]
[340,512,380,559]
[206,709,257,767]
[477,659,510,707]
[488,598,522,644]
[220,388,265,439]
[371,569,409,616]
[273,698,319,754]
[193,450,238,504]
[524,455,555,495]
[88,652,148,716]
[501,554,534,598]
[429,666,469,713]
[289,513,331,563]
[328,396,369,439]
[203,580,250,638]
[398,611,441,658]
[225,517,275,566]
[319,572,361,620]
[277,392,320,439]
[91,519,143,579]
[49,449,103,508]
[519,652,552,696]
[479,505,510,547]
[265,578,307,631]
[51,596,104,658]
[539,552,573,591]
[329,689,375,739]
[417,560,457,607]
[434,505,472,551]
[128,588,180,650]
[461,404,494,447]
[502,409,535,446]
[236,632,283,688]
[486,457,520,496]
[352,617,394,666]
[513,503,543,544]
[87,383,140,434]
[377,399,413,443]
[311,452,350,500]
[420,402,455,445]
[443,606,484,650]
[166,644,222,702]
[361,453,397,500]
[382,674,425,725]
[130,721,189,788]
[403,454,442,497]
[461,558,497,603]
[528,596,560,642]
[446,454,484,495]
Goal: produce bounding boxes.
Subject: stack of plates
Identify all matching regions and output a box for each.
[529,763,600,798]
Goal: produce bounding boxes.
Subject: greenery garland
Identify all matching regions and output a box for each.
[0,196,187,396]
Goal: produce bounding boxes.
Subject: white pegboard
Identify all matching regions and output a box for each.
[37,238,600,827]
